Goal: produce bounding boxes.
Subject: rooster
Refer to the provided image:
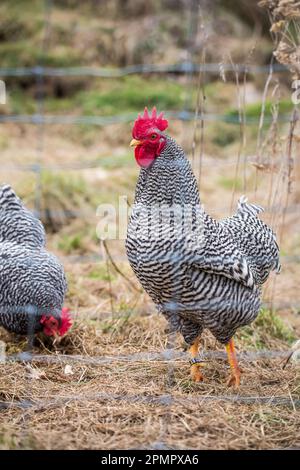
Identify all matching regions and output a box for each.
[126,108,280,387]
[0,184,72,338]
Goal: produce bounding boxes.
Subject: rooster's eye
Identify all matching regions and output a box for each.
[150,134,157,140]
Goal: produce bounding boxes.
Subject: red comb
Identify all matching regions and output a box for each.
[132,107,168,138]
[58,307,72,336]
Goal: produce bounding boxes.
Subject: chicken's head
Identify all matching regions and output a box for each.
[130,107,169,168]
[40,307,72,337]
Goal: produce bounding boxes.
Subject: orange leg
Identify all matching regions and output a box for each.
[225,338,241,388]
[189,336,204,382]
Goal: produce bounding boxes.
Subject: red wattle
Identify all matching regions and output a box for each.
[59,307,72,336]
[134,145,156,168]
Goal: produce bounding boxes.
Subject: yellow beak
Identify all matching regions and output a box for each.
[130,138,141,147]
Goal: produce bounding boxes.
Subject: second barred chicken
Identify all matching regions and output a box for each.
[0,184,71,337]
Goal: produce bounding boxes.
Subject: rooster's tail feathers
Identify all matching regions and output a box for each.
[237,195,264,217]
[0,184,22,211]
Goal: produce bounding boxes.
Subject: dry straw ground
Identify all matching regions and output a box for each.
[0,314,299,450]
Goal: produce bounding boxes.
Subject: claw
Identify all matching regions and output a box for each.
[191,363,204,382]
[226,371,241,388]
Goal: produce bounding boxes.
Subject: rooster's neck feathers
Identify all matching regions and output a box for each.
[134,136,200,206]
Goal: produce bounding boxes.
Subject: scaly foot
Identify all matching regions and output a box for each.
[225,338,241,389]
[226,371,241,388]
[190,363,204,382]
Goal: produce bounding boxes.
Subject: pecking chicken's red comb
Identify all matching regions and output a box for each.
[59,307,72,336]
[132,107,169,139]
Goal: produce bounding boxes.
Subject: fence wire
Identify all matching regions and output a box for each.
[6,349,292,365]
[1,393,299,411]
[0,110,293,126]
[0,62,288,78]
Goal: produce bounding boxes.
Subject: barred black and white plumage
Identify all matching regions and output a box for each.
[0,184,69,336]
[126,132,280,348]
[0,184,46,249]
[221,196,281,285]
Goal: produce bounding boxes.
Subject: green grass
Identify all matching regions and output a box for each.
[100,310,132,334]
[76,76,185,116]
[0,1,43,40]
[205,81,239,107]
[38,171,94,207]
[0,134,9,150]
[226,99,295,121]
[98,152,134,169]
[0,0,81,68]
[19,171,97,232]
[58,233,84,254]
[218,176,243,191]
[212,123,241,147]
[255,308,296,343]
[7,88,36,114]
[0,41,83,68]
[238,308,296,349]
[7,75,186,117]
[87,265,116,282]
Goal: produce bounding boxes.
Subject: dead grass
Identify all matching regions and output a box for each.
[1,386,300,450]
[0,303,299,450]
[260,0,300,79]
